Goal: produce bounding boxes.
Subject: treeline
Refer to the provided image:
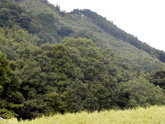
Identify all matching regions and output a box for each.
[71,9,165,62]
[0,37,165,119]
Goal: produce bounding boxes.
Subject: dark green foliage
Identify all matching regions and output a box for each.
[8,47,56,118]
[56,25,74,37]
[68,79,88,112]
[19,99,49,119]
[149,69,165,89]
[118,75,165,108]
[0,51,24,119]
[1,37,165,119]
[0,50,9,95]
[63,38,141,111]
[49,44,74,113]
[0,0,165,120]
[37,13,55,24]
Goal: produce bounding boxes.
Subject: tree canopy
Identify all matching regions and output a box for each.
[0,0,165,119]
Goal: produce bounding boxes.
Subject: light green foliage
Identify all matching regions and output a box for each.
[0,108,18,119]
[94,32,165,72]
[72,9,165,63]
[63,37,103,60]
[0,25,40,60]
[68,10,165,72]
[17,0,61,18]
[0,25,40,47]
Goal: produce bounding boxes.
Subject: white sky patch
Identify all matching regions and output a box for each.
[48,0,165,51]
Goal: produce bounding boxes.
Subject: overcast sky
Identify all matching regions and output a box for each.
[48,0,165,52]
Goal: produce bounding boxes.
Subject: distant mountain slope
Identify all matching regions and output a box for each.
[10,0,165,72]
[71,9,165,63]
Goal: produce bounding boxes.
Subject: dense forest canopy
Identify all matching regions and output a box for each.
[0,0,165,119]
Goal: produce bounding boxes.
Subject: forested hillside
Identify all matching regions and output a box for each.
[71,9,165,63]
[0,0,165,120]
[14,0,165,72]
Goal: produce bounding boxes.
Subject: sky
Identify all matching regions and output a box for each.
[48,0,165,52]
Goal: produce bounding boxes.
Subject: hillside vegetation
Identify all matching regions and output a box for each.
[15,0,165,72]
[71,9,165,63]
[1,106,165,124]
[0,0,165,120]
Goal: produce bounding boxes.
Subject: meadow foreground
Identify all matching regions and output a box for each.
[1,106,165,124]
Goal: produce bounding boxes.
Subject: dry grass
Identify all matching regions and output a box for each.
[1,106,165,124]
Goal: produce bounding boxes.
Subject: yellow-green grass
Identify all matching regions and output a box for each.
[1,106,165,124]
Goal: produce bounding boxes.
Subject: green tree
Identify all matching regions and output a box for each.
[149,69,165,89]
[0,51,24,118]
[67,79,88,112]
[50,44,75,114]
[118,76,165,108]
[51,44,74,91]
[18,99,49,119]
[0,51,9,93]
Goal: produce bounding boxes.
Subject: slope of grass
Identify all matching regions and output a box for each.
[1,106,165,124]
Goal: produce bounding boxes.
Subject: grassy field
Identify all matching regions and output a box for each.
[1,106,165,124]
